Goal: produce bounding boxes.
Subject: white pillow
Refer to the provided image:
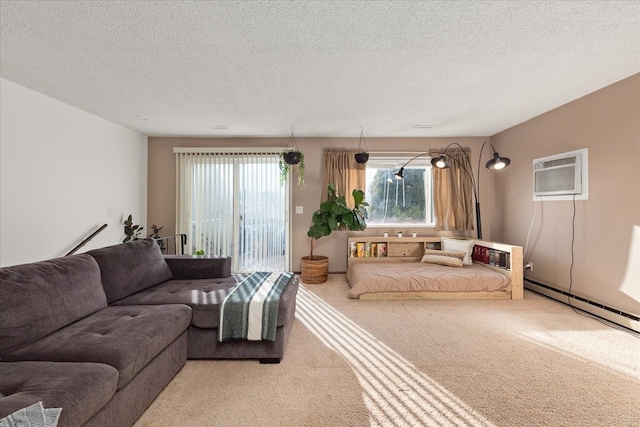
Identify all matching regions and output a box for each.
[441,238,475,265]
[421,253,463,268]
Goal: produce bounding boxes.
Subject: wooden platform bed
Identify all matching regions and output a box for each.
[346,237,523,300]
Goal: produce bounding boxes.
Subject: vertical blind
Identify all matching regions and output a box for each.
[175,148,289,273]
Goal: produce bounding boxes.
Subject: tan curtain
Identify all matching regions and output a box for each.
[322,149,366,208]
[431,148,475,231]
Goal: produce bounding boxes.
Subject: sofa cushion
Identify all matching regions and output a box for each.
[164,255,231,279]
[111,273,299,329]
[0,361,118,427]
[111,277,239,328]
[0,254,107,357]
[88,238,173,303]
[1,305,191,390]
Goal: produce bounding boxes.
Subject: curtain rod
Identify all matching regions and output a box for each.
[368,151,432,154]
[369,149,467,155]
[173,147,283,154]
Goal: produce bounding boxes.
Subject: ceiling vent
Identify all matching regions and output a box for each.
[533,149,588,200]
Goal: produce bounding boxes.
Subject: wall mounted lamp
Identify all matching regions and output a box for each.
[395,142,510,239]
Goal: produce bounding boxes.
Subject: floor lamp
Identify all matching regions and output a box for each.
[395,142,510,239]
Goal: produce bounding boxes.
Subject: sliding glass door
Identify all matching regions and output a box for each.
[175,148,289,273]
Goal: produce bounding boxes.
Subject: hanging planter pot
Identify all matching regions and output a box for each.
[354,126,370,164]
[355,152,369,164]
[279,128,305,186]
[283,150,301,165]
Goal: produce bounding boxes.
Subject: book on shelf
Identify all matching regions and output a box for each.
[490,249,497,266]
[498,252,507,269]
[349,241,357,257]
[377,242,387,257]
[364,242,372,257]
[350,241,388,258]
[472,245,510,269]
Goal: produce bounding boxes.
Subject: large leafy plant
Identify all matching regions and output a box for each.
[307,184,368,258]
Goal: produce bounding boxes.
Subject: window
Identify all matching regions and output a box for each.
[365,155,435,227]
[175,148,290,273]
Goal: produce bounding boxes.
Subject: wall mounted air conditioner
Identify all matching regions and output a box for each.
[533,148,588,200]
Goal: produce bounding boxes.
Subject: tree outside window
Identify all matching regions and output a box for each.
[365,157,435,226]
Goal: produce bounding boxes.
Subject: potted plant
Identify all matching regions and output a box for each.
[279,149,305,185]
[283,150,301,165]
[123,214,144,243]
[301,184,368,284]
[123,216,166,251]
[279,127,305,185]
[354,152,369,164]
[354,126,369,164]
[148,224,165,251]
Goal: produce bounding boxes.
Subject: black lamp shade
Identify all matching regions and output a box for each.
[355,152,369,164]
[430,155,450,169]
[486,152,511,170]
[395,167,405,179]
[283,151,301,165]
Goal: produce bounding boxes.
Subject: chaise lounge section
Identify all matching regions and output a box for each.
[0,238,299,426]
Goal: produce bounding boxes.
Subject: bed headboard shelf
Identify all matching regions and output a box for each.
[474,239,523,299]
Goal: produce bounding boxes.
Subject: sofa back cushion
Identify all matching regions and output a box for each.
[88,238,173,303]
[0,254,107,357]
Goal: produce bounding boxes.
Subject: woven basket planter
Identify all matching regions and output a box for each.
[300,255,329,284]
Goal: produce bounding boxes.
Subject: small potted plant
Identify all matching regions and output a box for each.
[123,214,144,243]
[301,184,368,284]
[148,224,165,251]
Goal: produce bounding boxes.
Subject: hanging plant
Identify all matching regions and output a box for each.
[355,125,370,164]
[279,127,305,186]
[283,150,301,165]
[279,149,305,186]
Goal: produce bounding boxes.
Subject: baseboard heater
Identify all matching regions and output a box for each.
[524,278,640,333]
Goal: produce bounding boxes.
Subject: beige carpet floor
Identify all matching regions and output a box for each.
[134,274,640,427]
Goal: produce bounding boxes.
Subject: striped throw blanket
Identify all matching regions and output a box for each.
[218,272,293,342]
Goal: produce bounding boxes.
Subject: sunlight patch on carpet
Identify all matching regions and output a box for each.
[517,330,640,382]
[296,286,496,427]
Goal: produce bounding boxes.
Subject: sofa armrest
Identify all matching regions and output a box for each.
[163,255,231,279]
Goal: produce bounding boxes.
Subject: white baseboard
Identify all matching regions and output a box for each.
[525,280,640,334]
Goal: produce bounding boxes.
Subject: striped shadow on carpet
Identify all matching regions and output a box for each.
[296,285,495,427]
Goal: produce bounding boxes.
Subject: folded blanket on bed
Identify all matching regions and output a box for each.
[219,272,293,342]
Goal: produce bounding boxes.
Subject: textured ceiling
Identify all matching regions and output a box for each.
[1,1,638,138]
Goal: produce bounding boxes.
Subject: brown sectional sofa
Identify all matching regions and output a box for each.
[0,238,299,426]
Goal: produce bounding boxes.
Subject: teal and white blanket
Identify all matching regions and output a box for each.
[219,272,293,342]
